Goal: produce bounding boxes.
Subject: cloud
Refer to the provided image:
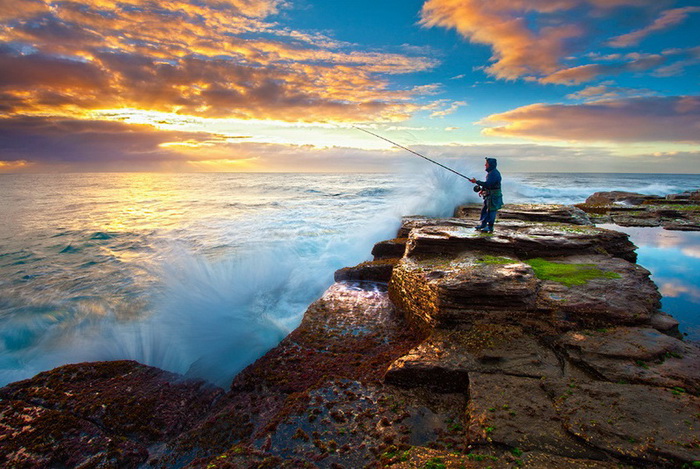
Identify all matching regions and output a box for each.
[429,100,467,118]
[608,7,700,47]
[420,0,586,80]
[481,95,700,143]
[419,0,690,83]
[3,115,700,173]
[565,82,657,101]
[660,281,700,301]
[0,0,437,122]
[654,46,700,77]
[0,115,229,170]
[540,53,666,85]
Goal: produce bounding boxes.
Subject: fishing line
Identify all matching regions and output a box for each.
[353,126,472,181]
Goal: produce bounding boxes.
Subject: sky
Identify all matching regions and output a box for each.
[0,0,699,173]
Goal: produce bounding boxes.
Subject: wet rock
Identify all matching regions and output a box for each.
[385,326,562,392]
[0,360,223,467]
[558,327,700,393]
[519,452,622,468]
[535,255,660,328]
[390,251,656,331]
[371,237,407,259]
[397,216,473,238]
[667,190,700,201]
[649,312,681,336]
[662,220,700,231]
[576,190,700,231]
[388,253,538,330]
[585,191,663,206]
[0,399,147,468]
[403,220,637,262]
[455,203,593,225]
[549,380,700,466]
[466,373,602,459]
[334,258,399,283]
[158,282,424,466]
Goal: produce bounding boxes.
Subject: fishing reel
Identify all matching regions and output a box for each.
[473,184,483,193]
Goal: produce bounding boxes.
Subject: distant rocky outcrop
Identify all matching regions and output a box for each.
[576,189,700,230]
[2,198,700,468]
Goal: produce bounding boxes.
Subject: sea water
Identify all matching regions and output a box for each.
[1,170,699,386]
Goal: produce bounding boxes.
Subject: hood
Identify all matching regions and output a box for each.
[485,157,498,172]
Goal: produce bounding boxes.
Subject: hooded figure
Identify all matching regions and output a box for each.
[469,157,503,232]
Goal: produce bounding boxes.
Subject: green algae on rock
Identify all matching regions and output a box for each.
[524,257,621,287]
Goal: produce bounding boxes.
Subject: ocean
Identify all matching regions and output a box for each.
[1,170,700,387]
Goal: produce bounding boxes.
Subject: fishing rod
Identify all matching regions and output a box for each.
[353,126,472,182]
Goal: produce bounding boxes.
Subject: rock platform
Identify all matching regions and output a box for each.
[575,190,700,230]
[2,198,699,468]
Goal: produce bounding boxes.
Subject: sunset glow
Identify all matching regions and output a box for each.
[1,0,699,172]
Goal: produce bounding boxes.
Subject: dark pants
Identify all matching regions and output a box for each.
[479,204,498,229]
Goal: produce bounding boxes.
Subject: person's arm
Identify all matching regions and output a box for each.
[475,171,498,189]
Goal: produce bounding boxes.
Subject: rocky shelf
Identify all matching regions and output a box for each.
[1,193,699,468]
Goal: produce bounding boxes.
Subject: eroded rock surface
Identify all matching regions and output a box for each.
[558,327,700,393]
[549,380,700,465]
[455,203,593,226]
[385,326,562,391]
[0,361,223,468]
[402,218,637,262]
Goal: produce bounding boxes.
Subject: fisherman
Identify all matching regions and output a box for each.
[469,157,503,233]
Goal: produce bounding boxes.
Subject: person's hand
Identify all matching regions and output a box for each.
[468,177,476,183]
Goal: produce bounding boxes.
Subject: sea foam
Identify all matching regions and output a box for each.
[0,166,479,387]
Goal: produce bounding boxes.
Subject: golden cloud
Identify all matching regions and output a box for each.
[0,0,436,122]
[481,96,700,143]
[540,54,665,85]
[420,0,667,82]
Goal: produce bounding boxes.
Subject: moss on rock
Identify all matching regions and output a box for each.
[525,258,620,287]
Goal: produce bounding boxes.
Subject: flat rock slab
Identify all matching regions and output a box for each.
[0,360,222,443]
[398,216,475,238]
[403,221,637,262]
[455,203,593,226]
[390,252,658,331]
[558,327,700,393]
[389,253,538,329]
[334,258,398,283]
[576,190,700,231]
[385,326,563,392]
[0,399,148,469]
[255,379,468,467]
[0,361,222,468]
[372,237,408,259]
[535,255,660,328]
[585,191,663,206]
[466,373,602,459]
[549,380,700,465]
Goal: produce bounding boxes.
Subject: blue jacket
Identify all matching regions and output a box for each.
[477,158,503,211]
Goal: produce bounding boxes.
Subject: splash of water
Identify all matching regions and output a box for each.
[0,167,479,387]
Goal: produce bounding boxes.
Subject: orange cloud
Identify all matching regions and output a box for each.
[0,0,436,123]
[481,96,700,143]
[565,82,656,101]
[541,54,665,85]
[420,0,665,81]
